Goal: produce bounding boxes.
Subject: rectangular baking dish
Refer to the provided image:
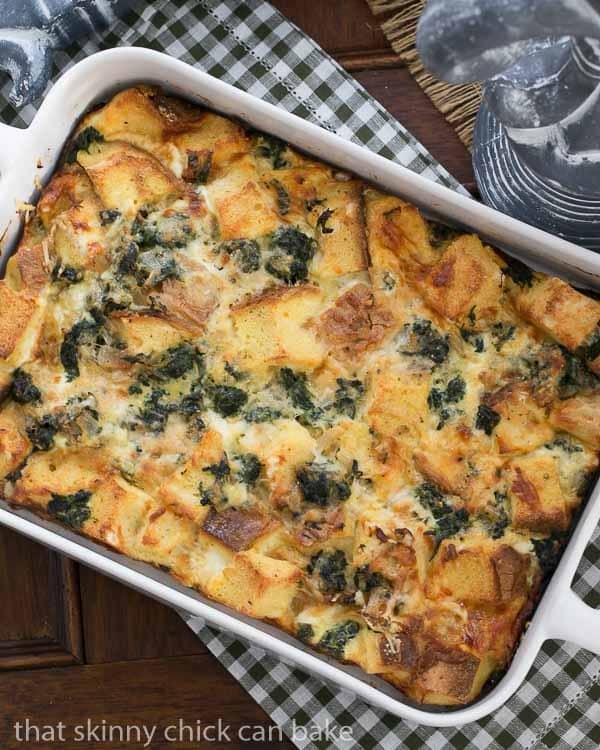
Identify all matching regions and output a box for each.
[0,47,599,727]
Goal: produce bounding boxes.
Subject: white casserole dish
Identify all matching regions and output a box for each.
[0,47,599,727]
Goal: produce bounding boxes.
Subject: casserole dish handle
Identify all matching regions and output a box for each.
[544,525,600,656]
[546,587,600,655]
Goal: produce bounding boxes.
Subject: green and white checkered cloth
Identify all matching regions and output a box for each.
[2,1,599,747]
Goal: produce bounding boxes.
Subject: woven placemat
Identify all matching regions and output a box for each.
[1,1,599,748]
[364,0,482,149]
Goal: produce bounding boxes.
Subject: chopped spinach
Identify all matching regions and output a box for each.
[270,179,290,215]
[503,257,533,287]
[60,309,104,381]
[318,620,360,656]
[100,282,134,315]
[577,327,600,364]
[490,322,516,352]
[138,388,176,433]
[203,455,231,482]
[131,219,161,248]
[296,463,351,507]
[316,208,335,234]
[243,406,282,423]
[426,508,469,555]
[415,482,469,554]
[236,453,262,486]
[296,623,314,643]
[224,361,247,382]
[354,564,388,593]
[438,375,465,404]
[183,150,212,184]
[220,239,261,273]
[265,227,316,285]
[154,344,202,381]
[127,346,203,403]
[51,264,83,284]
[135,248,180,286]
[100,209,121,226]
[349,459,363,482]
[489,513,509,540]
[333,378,364,419]
[428,220,460,249]
[198,483,214,506]
[305,198,324,212]
[26,414,59,451]
[116,241,139,277]
[47,489,92,529]
[65,126,104,163]
[212,385,248,417]
[532,535,564,577]
[558,350,597,399]
[427,396,446,427]
[519,346,568,400]
[427,375,465,429]
[402,318,449,364]
[11,369,41,404]
[460,327,484,353]
[415,482,448,518]
[188,414,207,436]
[475,404,501,436]
[4,461,27,484]
[547,435,583,454]
[308,549,348,593]
[264,252,302,285]
[131,215,192,251]
[279,368,322,423]
[178,384,205,422]
[255,134,289,169]
[484,491,509,539]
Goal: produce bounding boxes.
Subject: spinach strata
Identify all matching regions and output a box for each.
[1,87,598,706]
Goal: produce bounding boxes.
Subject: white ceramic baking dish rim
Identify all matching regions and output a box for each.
[0,48,599,728]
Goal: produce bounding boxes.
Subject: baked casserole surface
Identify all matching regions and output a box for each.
[1,87,599,705]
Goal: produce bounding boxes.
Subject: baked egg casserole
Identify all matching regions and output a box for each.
[1,87,599,705]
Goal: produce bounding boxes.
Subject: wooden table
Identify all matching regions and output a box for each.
[0,3,472,748]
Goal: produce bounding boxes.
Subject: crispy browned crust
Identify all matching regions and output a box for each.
[550,393,600,449]
[231,282,321,312]
[512,276,600,352]
[0,283,38,359]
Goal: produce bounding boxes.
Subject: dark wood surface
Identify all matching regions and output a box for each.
[0,2,472,747]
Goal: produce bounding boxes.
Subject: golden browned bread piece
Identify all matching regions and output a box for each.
[0,86,598,706]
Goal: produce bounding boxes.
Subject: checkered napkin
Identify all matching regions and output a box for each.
[2,0,599,747]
